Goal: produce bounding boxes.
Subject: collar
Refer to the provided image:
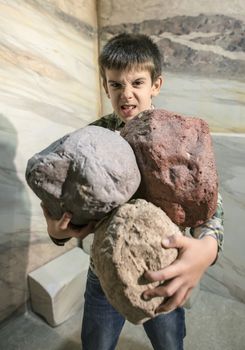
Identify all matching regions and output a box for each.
[113,105,155,129]
[112,112,125,129]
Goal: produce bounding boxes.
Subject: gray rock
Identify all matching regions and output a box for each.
[92,199,182,324]
[121,109,218,227]
[26,126,141,225]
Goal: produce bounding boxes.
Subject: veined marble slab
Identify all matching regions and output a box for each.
[202,135,245,303]
[99,0,245,26]
[0,0,99,322]
[155,73,245,133]
[28,0,98,27]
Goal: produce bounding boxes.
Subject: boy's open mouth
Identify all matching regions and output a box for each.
[120,104,137,118]
[121,104,136,111]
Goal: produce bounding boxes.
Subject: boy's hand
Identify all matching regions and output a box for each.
[142,234,218,313]
[40,202,96,240]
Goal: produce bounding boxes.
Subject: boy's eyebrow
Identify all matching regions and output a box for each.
[131,76,147,82]
[108,77,147,83]
[108,80,120,83]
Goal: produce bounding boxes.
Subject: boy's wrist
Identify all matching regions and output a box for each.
[49,235,71,246]
[199,234,219,266]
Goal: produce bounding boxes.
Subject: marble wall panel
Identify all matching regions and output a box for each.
[1,0,244,324]
[0,0,99,322]
[99,0,245,26]
[202,135,245,304]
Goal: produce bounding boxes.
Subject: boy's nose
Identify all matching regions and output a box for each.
[120,85,133,100]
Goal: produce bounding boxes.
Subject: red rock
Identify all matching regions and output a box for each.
[121,109,218,227]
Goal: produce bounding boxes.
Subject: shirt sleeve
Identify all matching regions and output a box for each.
[190,193,224,252]
[89,113,125,131]
[89,115,112,128]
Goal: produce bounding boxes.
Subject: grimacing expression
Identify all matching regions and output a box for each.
[103,68,163,123]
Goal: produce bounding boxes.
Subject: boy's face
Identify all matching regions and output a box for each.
[103,68,163,123]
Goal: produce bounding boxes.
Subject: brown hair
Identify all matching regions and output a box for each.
[99,33,162,84]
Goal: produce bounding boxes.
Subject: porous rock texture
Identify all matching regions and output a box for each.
[92,199,182,324]
[26,126,141,225]
[121,109,218,227]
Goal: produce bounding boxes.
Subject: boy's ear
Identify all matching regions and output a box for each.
[103,80,110,98]
[151,75,163,97]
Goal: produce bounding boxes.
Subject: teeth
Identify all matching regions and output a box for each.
[122,105,134,109]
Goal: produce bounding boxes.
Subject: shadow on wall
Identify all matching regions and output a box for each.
[0,114,31,323]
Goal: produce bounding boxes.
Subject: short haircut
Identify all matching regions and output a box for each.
[99,33,162,83]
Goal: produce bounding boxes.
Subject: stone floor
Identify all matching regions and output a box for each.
[0,290,245,350]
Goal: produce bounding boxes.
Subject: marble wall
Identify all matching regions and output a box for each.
[98,1,245,305]
[203,135,245,303]
[0,0,99,322]
[0,0,244,325]
[99,0,245,26]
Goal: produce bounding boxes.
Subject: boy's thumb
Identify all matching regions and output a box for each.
[161,234,186,249]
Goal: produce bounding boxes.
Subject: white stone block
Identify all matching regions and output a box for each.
[28,247,89,327]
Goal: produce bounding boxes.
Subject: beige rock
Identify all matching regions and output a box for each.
[92,199,182,324]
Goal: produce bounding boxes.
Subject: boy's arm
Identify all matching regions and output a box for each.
[190,192,224,255]
[41,203,96,246]
[142,194,224,312]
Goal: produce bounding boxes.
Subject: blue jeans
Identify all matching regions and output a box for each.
[81,268,185,350]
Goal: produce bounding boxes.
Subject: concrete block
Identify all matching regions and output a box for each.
[28,247,89,327]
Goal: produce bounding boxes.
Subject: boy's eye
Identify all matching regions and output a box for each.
[109,82,122,89]
[133,80,144,87]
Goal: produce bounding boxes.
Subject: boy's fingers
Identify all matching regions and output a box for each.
[142,277,182,301]
[59,212,72,230]
[161,234,189,250]
[87,221,97,232]
[144,260,183,283]
[69,221,97,239]
[83,221,97,233]
[41,201,96,239]
[41,202,72,230]
[155,286,188,313]
[78,223,93,238]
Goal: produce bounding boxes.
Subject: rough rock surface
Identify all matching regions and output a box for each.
[92,199,181,324]
[121,109,218,227]
[26,126,141,225]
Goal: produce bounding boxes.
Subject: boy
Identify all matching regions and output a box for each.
[42,33,224,350]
